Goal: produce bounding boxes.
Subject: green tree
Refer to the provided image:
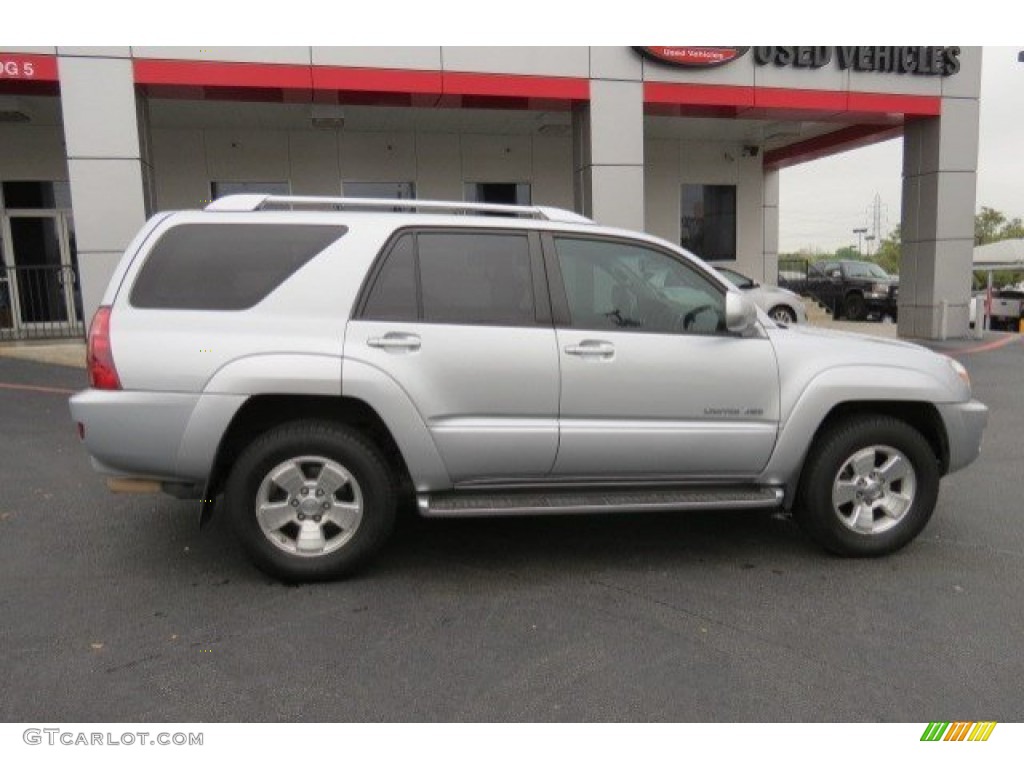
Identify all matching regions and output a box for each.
[975,206,1024,245]
[834,245,859,260]
[873,226,901,275]
[973,206,1024,287]
[975,206,1006,245]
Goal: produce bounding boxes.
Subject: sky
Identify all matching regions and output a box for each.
[779,47,1023,254]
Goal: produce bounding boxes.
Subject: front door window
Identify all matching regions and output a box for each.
[555,237,725,335]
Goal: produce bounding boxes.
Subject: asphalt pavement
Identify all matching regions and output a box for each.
[0,336,1022,722]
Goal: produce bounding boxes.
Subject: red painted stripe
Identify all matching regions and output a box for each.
[133,59,312,90]
[645,80,942,118]
[848,91,940,116]
[948,334,1021,356]
[442,71,589,100]
[312,66,442,95]
[644,82,755,108]
[0,52,59,83]
[753,86,847,112]
[764,124,903,170]
[128,58,941,122]
[132,58,588,102]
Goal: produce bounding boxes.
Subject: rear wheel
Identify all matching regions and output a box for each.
[225,421,396,581]
[795,415,940,557]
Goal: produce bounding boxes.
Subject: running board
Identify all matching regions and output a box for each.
[417,486,784,518]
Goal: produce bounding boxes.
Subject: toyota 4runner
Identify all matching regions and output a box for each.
[70,195,988,581]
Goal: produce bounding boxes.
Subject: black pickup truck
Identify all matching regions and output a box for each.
[780,259,899,321]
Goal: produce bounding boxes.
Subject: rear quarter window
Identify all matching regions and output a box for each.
[129,223,347,310]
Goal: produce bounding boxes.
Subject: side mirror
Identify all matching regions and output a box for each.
[725,292,757,333]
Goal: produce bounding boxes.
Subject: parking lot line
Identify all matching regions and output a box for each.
[950,335,1022,356]
[0,381,76,396]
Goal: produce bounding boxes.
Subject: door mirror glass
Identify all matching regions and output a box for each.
[725,292,757,333]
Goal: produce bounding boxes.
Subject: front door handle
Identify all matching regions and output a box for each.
[367,333,421,352]
[564,340,614,359]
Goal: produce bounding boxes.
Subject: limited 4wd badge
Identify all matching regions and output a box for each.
[634,47,750,68]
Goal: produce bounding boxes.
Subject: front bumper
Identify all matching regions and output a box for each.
[864,295,898,317]
[937,399,989,475]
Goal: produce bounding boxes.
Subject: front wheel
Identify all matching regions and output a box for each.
[768,305,797,324]
[225,421,397,581]
[843,292,866,321]
[795,416,940,557]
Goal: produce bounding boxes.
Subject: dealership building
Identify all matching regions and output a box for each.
[0,46,981,340]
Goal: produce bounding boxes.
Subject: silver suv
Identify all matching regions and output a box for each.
[70,195,989,581]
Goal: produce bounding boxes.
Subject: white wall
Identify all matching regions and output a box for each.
[151,127,574,212]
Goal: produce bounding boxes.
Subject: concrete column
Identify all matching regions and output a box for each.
[573,79,644,230]
[58,54,152,323]
[898,50,981,339]
[762,169,780,285]
[736,152,765,281]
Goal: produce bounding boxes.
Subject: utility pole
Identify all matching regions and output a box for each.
[865,234,876,256]
[870,192,884,243]
[853,227,868,256]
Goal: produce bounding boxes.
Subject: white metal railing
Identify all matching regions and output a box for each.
[1,264,84,341]
[204,194,593,224]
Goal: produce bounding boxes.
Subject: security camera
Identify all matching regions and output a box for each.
[742,145,760,157]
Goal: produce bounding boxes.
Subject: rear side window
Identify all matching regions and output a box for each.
[419,232,534,325]
[130,223,347,310]
[362,235,417,320]
[361,230,536,326]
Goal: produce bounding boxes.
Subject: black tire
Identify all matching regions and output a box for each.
[795,415,940,557]
[225,420,396,582]
[768,305,797,324]
[843,292,866,321]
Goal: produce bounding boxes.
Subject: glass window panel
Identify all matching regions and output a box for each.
[418,232,534,326]
[555,237,725,335]
[680,184,736,262]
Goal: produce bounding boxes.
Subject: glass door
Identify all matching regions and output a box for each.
[1,210,82,338]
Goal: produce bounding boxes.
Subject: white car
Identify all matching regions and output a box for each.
[715,267,808,324]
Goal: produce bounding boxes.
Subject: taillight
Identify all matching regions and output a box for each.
[87,306,122,390]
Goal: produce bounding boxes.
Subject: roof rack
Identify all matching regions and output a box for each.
[204,194,593,224]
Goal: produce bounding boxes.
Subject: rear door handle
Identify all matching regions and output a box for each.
[367,333,421,351]
[564,340,614,359]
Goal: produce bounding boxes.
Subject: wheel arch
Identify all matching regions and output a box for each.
[769,398,949,510]
[205,392,448,500]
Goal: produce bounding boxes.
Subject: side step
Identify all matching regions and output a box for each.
[417,486,784,518]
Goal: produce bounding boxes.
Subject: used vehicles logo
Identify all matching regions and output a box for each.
[634,47,749,68]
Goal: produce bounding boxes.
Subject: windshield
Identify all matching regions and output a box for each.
[844,262,890,279]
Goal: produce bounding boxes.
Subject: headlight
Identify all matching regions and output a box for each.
[947,356,970,391]
[870,282,889,295]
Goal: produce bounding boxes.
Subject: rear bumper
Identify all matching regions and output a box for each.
[69,389,246,483]
[937,400,989,475]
